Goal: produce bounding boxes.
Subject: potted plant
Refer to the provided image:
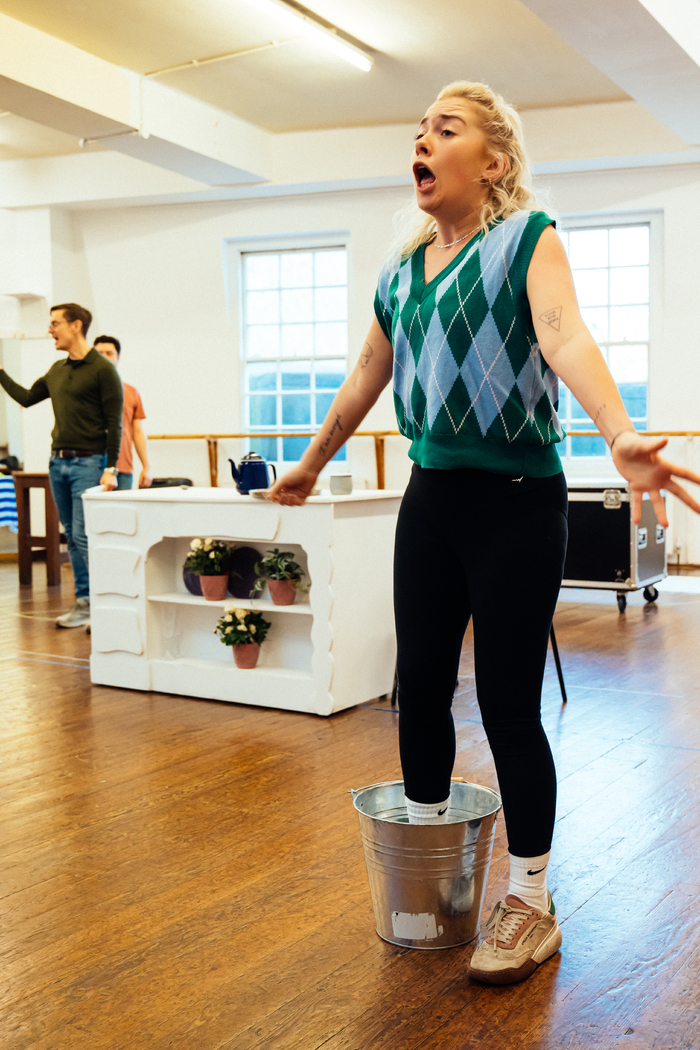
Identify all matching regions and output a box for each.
[184,538,236,600]
[253,548,307,606]
[213,605,271,668]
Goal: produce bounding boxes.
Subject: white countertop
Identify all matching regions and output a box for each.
[83,486,404,504]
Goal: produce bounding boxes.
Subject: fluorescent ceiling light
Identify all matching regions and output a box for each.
[242,0,373,71]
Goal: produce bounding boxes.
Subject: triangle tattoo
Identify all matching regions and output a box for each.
[539,306,562,331]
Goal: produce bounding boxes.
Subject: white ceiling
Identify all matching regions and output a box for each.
[0,0,629,147]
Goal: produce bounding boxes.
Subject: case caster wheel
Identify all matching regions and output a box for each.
[643,585,659,603]
[616,592,627,613]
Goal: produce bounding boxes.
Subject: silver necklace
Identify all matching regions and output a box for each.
[434,224,481,249]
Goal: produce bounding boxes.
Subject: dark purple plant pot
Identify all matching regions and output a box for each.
[183,569,202,596]
[229,546,261,599]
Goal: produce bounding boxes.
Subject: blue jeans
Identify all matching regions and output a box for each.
[48,453,105,598]
[116,473,133,490]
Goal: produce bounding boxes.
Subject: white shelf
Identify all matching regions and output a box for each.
[147,592,312,615]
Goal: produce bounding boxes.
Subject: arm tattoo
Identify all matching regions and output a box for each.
[539,306,562,331]
[360,342,375,368]
[592,403,606,424]
[319,414,343,454]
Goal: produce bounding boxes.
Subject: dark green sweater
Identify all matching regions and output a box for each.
[0,349,124,468]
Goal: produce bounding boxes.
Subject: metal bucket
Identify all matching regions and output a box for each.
[352,780,501,950]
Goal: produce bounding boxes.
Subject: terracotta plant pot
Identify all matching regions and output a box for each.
[268,579,298,606]
[232,643,261,669]
[199,574,229,601]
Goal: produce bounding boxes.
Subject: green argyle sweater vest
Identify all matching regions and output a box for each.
[374,209,564,477]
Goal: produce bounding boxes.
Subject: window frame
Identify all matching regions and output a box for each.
[224,230,352,467]
[556,209,663,477]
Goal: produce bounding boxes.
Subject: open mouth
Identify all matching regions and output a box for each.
[414,163,436,189]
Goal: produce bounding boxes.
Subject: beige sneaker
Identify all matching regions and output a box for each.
[55,598,90,629]
[468,893,561,985]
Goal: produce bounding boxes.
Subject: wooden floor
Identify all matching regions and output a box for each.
[2,563,700,1050]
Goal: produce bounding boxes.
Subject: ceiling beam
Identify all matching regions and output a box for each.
[0,13,271,185]
[520,0,700,144]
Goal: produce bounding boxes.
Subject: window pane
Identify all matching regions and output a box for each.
[250,436,278,461]
[571,436,607,457]
[247,290,279,324]
[315,287,347,322]
[281,252,313,288]
[568,230,608,269]
[608,345,648,384]
[315,359,346,389]
[281,288,313,323]
[283,436,311,461]
[315,392,335,422]
[609,226,649,267]
[573,269,608,307]
[281,361,311,390]
[249,394,277,426]
[570,395,591,420]
[247,362,277,391]
[245,254,279,290]
[609,305,649,343]
[315,321,347,356]
[618,383,647,418]
[610,267,648,306]
[581,307,609,343]
[315,250,347,286]
[246,325,279,358]
[281,324,314,357]
[282,393,311,425]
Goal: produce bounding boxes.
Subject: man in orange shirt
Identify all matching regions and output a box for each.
[93,336,152,491]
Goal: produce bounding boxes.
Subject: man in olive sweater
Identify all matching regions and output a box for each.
[0,303,123,628]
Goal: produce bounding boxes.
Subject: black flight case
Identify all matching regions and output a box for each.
[563,479,667,613]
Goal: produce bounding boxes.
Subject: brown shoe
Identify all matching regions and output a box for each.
[468,893,561,985]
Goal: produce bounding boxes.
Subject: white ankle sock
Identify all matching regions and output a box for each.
[405,795,450,825]
[508,851,550,913]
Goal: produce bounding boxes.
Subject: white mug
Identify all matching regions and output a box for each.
[330,474,353,495]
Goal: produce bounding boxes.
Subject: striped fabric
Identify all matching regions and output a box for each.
[0,475,18,533]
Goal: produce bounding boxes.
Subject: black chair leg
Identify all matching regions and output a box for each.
[550,624,568,704]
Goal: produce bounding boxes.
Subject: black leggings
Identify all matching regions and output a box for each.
[394,464,568,858]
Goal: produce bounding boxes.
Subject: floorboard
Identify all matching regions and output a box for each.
[2,563,700,1049]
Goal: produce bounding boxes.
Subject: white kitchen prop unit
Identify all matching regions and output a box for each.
[83,487,401,716]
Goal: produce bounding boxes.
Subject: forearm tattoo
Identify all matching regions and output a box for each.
[319,414,343,454]
[360,342,374,368]
[592,403,606,424]
[539,306,562,331]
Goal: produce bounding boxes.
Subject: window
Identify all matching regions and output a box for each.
[241,247,348,464]
[558,221,651,460]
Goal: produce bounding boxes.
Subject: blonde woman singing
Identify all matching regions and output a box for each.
[268,81,700,985]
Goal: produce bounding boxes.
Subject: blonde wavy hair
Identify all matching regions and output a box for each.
[395,81,537,259]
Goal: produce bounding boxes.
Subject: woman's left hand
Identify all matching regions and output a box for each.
[611,432,700,526]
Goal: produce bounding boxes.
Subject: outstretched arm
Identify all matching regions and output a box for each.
[267,317,394,506]
[0,369,50,408]
[527,226,700,526]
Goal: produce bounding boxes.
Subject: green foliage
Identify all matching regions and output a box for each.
[213,605,271,647]
[253,548,306,593]
[184,537,236,576]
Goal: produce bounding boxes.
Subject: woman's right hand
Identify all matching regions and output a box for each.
[267,465,319,506]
